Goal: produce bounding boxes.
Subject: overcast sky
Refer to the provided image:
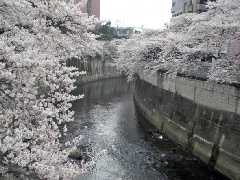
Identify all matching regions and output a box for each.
[100,0,172,29]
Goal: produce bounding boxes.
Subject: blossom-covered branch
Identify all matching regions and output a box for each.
[0,0,102,179]
[116,0,240,83]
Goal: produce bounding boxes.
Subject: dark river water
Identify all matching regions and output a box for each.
[66,78,227,180]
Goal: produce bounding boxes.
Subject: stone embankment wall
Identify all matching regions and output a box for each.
[134,71,240,180]
[67,56,121,85]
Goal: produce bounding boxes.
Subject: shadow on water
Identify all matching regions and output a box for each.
[63,77,228,180]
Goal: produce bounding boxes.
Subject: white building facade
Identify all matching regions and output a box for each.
[171,0,211,17]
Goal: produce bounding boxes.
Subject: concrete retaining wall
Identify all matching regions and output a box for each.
[67,56,121,85]
[134,71,240,180]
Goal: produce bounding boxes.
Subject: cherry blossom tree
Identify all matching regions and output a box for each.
[0,0,104,179]
[116,0,240,83]
[116,30,165,80]
[202,0,240,82]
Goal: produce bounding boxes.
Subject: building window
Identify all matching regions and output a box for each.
[188,0,193,12]
[199,0,212,4]
[172,2,175,7]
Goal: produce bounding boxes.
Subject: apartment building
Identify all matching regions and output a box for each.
[73,0,100,28]
[171,0,210,17]
[64,0,100,19]
[73,0,100,19]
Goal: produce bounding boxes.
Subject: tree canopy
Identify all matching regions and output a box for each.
[0,0,106,179]
[116,0,240,83]
[94,21,116,41]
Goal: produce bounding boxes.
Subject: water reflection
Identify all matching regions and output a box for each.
[66,78,227,180]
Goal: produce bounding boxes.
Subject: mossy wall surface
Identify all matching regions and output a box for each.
[67,56,121,85]
[134,73,240,180]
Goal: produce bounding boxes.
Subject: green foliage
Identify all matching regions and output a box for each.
[94,21,116,41]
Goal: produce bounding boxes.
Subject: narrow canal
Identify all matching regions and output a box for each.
[66,78,227,180]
